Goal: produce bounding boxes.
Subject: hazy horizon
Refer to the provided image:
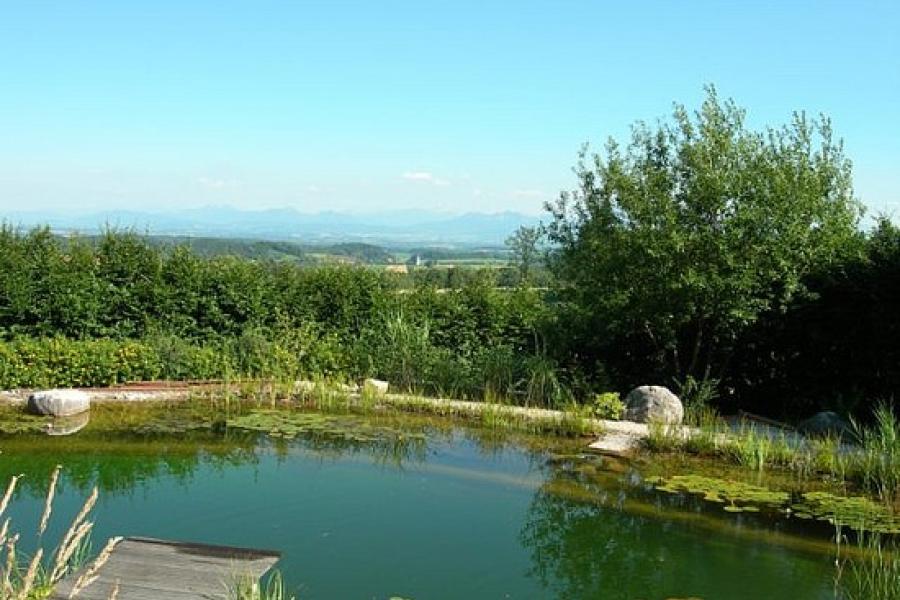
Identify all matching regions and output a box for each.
[1,1,898,219]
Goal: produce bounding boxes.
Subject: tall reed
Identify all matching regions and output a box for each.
[229,571,294,600]
[852,403,900,502]
[0,467,115,600]
[835,531,900,600]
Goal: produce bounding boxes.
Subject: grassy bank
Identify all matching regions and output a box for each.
[643,403,900,506]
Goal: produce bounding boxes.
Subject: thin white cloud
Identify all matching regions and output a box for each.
[197,177,234,189]
[402,171,450,186]
[511,189,546,198]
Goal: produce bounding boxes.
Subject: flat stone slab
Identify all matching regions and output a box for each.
[51,537,281,600]
[589,431,643,456]
[587,419,651,456]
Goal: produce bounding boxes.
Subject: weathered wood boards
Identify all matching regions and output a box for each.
[52,537,281,600]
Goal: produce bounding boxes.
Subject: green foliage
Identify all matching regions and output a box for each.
[655,474,790,511]
[731,217,900,418]
[356,314,434,393]
[590,392,624,420]
[836,534,900,600]
[3,89,898,425]
[644,420,682,453]
[0,337,161,388]
[544,86,862,388]
[852,403,900,503]
[674,375,719,412]
[229,570,295,600]
[505,225,542,282]
[0,226,392,342]
[726,424,773,471]
[521,354,566,407]
[0,228,552,398]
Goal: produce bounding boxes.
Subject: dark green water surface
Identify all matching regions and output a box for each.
[0,406,841,599]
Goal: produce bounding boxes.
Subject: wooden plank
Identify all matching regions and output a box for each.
[52,537,280,600]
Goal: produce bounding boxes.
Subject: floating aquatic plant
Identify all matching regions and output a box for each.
[655,474,900,534]
[655,474,789,513]
[791,491,900,534]
[227,410,426,445]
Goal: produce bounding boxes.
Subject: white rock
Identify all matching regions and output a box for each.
[623,385,683,425]
[363,378,389,395]
[27,389,91,417]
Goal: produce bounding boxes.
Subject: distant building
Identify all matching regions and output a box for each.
[406,254,424,267]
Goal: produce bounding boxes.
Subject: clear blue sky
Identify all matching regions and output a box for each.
[1,0,898,217]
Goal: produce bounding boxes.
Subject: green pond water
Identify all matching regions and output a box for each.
[0,404,863,599]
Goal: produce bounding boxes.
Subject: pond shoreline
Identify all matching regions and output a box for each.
[0,381,663,454]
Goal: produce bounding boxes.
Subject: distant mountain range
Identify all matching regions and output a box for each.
[1,206,542,247]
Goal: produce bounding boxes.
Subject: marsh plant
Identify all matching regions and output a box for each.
[0,467,119,600]
[644,420,683,453]
[727,424,775,471]
[852,403,900,503]
[643,402,900,504]
[229,571,294,600]
[835,532,900,600]
[520,354,565,408]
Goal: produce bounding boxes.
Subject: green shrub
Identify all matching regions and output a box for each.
[0,337,161,388]
[591,392,624,420]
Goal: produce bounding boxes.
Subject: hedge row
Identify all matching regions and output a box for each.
[0,334,326,389]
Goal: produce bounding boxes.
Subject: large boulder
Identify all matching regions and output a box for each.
[27,389,90,417]
[798,411,852,439]
[624,386,683,424]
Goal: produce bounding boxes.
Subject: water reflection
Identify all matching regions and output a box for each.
[0,405,445,496]
[45,411,91,436]
[0,405,839,599]
[520,461,836,599]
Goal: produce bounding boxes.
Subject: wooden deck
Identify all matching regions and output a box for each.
[52,537,281,600]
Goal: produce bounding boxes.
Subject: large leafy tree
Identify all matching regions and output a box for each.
[544,87,862,388]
